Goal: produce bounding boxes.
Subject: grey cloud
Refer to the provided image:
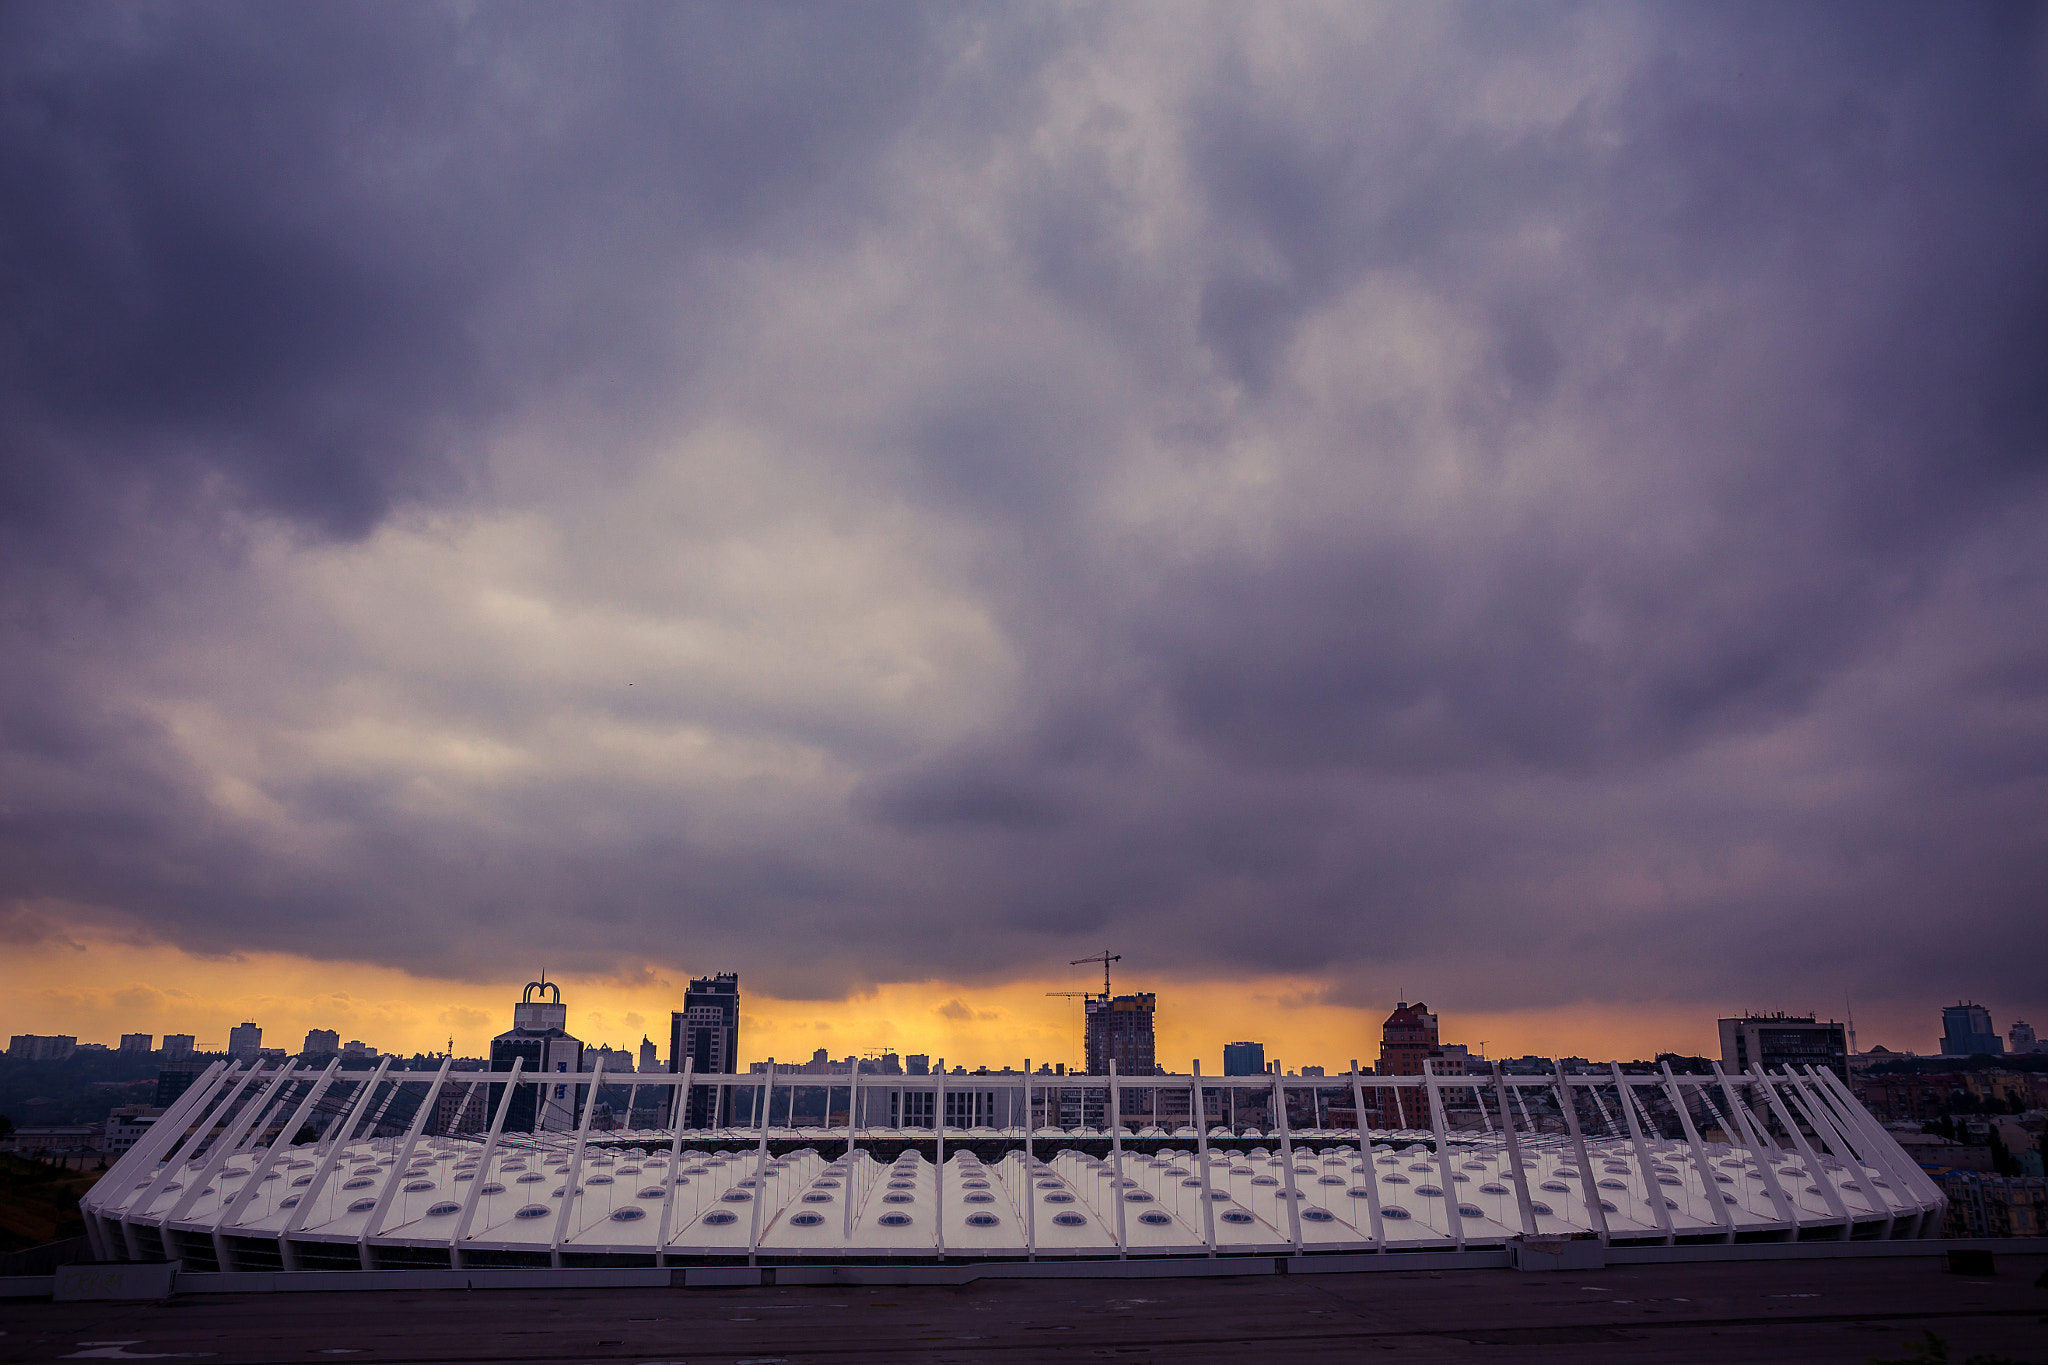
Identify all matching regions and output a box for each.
[2,2,2045,1033]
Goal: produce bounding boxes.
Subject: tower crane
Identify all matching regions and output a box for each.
[1071,950,1120,997]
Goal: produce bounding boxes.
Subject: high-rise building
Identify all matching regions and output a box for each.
[302,1028,340,1057]
[490,980,584,1131]
[2011,1020,2043,1055]
[1941,1003,2003,1057]
[1222,1041,1266,1076]
[905,1054,930,1075]
[155,1058,211,1106]
[7,1035,78,1061]
[227,1022,262,1061]
[1718,1013,1849,1078]
[639,1035,660,1073]
[669,973,739,1128]
[119,1033,153,1053]
[1378,1002,1439,1076]
[1084,993,1156,1075]
[161,1034,194,1059]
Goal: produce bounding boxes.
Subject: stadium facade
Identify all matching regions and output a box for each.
[79,1053,1942,1273]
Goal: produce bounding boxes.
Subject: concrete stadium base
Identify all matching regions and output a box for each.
[5,1237,2043,1299]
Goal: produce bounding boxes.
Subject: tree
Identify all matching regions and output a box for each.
[1987,1129,2016,1178]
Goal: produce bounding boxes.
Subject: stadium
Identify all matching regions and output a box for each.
[80,1054,1942,1273]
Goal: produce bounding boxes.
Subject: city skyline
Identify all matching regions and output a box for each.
[4,6,2045,1063]
[3,943,2033,1075]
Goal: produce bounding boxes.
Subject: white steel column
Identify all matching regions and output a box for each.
[1586,1082,1619,1137]
[164,1060,299,1234]
[1191,1061,1218,1256]
[745,1060,775,1266]
[653,1059,694,1267]
[1491,1065,1537,1239]
[357,1069,407,1141]
[1021,1059,1036,1262]
[1421,1062,1464,1250]
[1659,1064,1733,1242]
[198,1064,299,1268]
[1803,1066,1918,1224]
[1552,1063,1609,1241]
[112,1064,235,1260]
[1812,1065,1942,1216]
[222,1059,342,1233]
[1511,1083,1537,1136]
[1107,1062,1129,1259]
[450,1057,525,1269]
[1609,1066,1674,1244]
[360,1056,454,1270]
[1346,1061,1386,1250]
[1711,1061,1798,1230]
[544,1055,604,1269]
[846,1058,862,1164]
[934,1068,948,1261]
[229,1065,306,1161]
[1753,1066,1849,1236]
[102,1059,228,1192]
[1270,1070,1305,1254]
[1778,1067,1867,1228]
[840,1060,860,1243]
[279,1056,393,1268]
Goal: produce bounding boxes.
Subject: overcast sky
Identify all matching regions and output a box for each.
[3,2,2044,1051]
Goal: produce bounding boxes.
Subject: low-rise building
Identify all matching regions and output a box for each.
[1895,1132,1994,1171]
[104,1106,163,1155]
[5,1123,98,1151]
[1935,1172,2047,1237]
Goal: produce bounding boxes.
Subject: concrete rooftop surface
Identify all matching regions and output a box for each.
[3,1253,2044,1364]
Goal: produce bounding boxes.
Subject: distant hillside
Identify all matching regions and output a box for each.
[0,1154,103,1253]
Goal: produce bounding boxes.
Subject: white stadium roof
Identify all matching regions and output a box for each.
[81,1058,1943,1271]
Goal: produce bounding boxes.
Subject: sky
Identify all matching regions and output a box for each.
[3,2,2045,1072]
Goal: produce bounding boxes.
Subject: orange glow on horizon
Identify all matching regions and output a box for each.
[5,930,1935,1071]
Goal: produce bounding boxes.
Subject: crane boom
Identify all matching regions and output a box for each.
[1070,951,1121,997]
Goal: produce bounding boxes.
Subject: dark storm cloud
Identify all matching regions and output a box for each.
[2,2,2044,1029]
[1,0,939,547]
